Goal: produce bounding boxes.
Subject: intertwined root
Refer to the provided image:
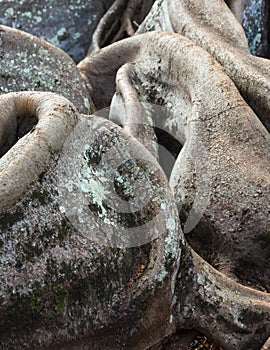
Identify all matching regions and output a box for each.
[78,30,270,348]
[138,0,270,132]
[185,249,270,350]
[0,92,269,349]
[88,0,154,54]
[1,2,270,349]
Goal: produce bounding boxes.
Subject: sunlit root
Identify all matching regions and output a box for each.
[0,91,78,214]
[139,0,270,131]
[78,31,270,290]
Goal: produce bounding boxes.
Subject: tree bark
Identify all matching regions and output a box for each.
[1,1,270,349]
[0,92,269,350]
[78,30,270,289]
[138,0,270,132]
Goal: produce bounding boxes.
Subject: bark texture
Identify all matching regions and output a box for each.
[0,91,269,350]
[138,0,270,132]
[79,27,270,288]
[0,91,180,349]
[0,1,270,350]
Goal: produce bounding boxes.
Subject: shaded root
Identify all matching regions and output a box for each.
[178,247,270,350]
[88,0,128,55]
[88,0,154,54]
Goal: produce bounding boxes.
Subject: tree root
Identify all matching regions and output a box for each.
[139,0,270,132]
[78,28,270,293]
[181,248,270,350]
[110,63,158,156]
[0,91,78,214]
[0,105,181,349]
[0,67,269,349]
[1,3,269,348]
[88,0,155,54]
[113,0,137,41]
[88,0,128,55]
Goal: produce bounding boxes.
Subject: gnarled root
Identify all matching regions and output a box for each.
[178,247,270,350]
[88,0,154,54]
[112,0,154,43]
[78,30,270,290]
[0,108,181,349]
[1,97,269,349]
[88,0,128,55]
[139,0,270,132]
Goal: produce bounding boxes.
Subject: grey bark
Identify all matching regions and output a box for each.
[138,0,270,132]
[0,1,270,349]
[0,92,269,350]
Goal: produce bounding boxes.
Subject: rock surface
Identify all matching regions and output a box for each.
[0,0,114,62]
[0,25,92,114]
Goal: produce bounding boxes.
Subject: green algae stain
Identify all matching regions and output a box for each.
[29,285,43,314]
[54,285,67,315]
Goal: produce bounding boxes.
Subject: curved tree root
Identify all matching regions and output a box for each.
[0,91,79,214]
[1,98,269,348]
[0,102,182,349]
[113,0,155,42]
[77,31,270,348]
[78,34,142,109]
[112,0,141,43]
[113,0,137,41]
[88,0,128,55]
[139,0,270,132]
[88,0,155,55]
[1,3,270,349]
[110,63,158,156]
[178,247,270,350]
[78,31,270,285]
